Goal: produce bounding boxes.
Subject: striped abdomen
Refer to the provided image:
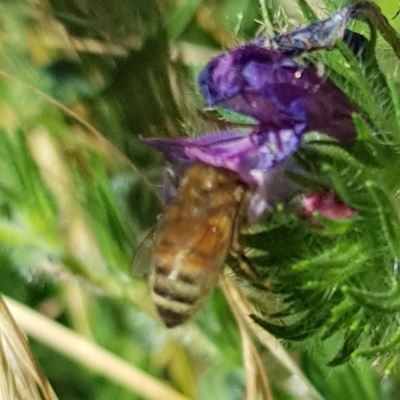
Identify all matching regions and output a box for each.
[151,212,234,327]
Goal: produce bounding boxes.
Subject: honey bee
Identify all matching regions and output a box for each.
[150,162,250,328]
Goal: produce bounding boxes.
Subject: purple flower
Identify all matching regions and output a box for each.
[198,44,356,144]
[142,45,357,220]
[143,124,305,185]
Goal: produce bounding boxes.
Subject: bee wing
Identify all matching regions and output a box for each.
[131,229,156,278]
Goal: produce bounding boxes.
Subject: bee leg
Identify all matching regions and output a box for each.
[230,188,273,288]
[230,243,258,282]
[230,211,275,289]
[230,244,274,291]
[230,221,268,285]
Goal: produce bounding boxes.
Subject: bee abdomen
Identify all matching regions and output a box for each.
[151,264,207,328]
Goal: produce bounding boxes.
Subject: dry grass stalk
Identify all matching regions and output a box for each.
[3,296,191,400]
[0,295,58,400]
[221,273,324,400]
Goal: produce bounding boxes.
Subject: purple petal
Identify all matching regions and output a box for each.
[199,45,297,125]
[199,44,356,143]
[142,122,305,184]
[248,161,301,222]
